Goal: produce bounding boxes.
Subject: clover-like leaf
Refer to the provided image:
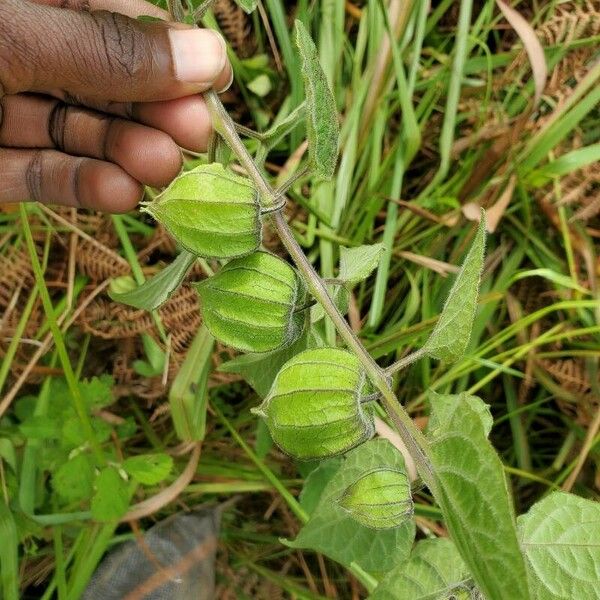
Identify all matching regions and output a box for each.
[123,453,173,486]
[338,467,413,530]
[109,251,196,311]
[91,467,130,522]
[253,348,374,459]
[518,492,600,599]
[294,20,340,179]
[196,252,307,353]
[143,163,261,259]
[286,440,415,571]
[339,243,385,285]
[423,214,486,362]
[371,538,474,600]
[428,394,530,599]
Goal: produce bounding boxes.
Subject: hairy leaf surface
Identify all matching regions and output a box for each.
[371,538,473,599]
[109,251,196,311]
[294,20,340,179]
[429,397,530,599]
[424,215,486,362]
[518,492,600,599]
[427,390,493,438]
[286,440,415,571]
[339,243,385,284]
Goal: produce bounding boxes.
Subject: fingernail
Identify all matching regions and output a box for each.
[169,29,227,85]
[217,67,235,93]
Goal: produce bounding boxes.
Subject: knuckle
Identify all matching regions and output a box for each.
[25,151,44,204]
[48,102,69,151]
[87,11,151,83]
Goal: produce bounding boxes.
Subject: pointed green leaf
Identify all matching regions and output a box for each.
[339,243,385,284]
[518,492,600,599]
[424,215,486,362]
[109,251,196,311]
[371,538,473,600]
[234,0,257,13]
[427,390,493,438]
[143,163,261,259]
[294,20,340,179]
[91,467,130,522]
[429,396,530,599]
[123,453,173,486]
[286,440,415,571]
[253,348,374,459]
[219,332,308,397]
[338,467,413,530]
[196,252,306,353]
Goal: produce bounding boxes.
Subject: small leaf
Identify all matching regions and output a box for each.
[311,284,349,323]
[91,467,130,522]
[196,252,306,353]
[339,243,385,284]
[429,396,530,599]
[338,467,413,530]
[427,390,493,438]
[234,0,257,13]
[253,348,375,460]
[286,440,415,571]
[518,492,600,599]
[424,215,486,362]
[80,375,114,409]
[220,332,308,398]
[371,538,473,600]
[52,454,94,503]
[109,251,196,311]
[143,163,261,259]
[294,20,340,179]
[123,453,173,486]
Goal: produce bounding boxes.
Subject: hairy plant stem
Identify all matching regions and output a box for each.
[204,90,437,491]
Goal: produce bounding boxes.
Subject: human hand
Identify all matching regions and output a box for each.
[0,0,231,212]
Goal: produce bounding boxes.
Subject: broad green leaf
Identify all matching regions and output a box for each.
[80,375,114,409]
[123,453,173,486]
[518,492,600,599]
[196,252,306,353]
[52,454,94,503]
[234,0,257,13]
[109,251,196,311]
[299,458,343,515]
[91,467,130,522]
[424,215,486,362]
[287,440,415,571]
[219,332,308,398]
[427,390,493,438]
[169,325,214,442]
[429,398,530,599]
[339,243,385,284]
[371,538,473,600]
[143,163,261,259]
[294,20,340,179]
[253,348,374,459]
[338,467,413,530]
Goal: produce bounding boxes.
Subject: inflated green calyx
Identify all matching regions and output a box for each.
[253,348,375,459]
[142,163,261,259]
[195,252,306,353]
[338,468,413,530]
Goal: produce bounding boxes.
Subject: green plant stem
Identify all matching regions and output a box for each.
[20,205,104,465]
[204,90,436,493]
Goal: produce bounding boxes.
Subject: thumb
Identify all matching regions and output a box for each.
[0,0,230,102]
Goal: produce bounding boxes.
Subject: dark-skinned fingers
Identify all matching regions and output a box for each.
[30,0,168,20]
[0,149,142,212]
[0,95,182,187]
[0,0,229,102]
